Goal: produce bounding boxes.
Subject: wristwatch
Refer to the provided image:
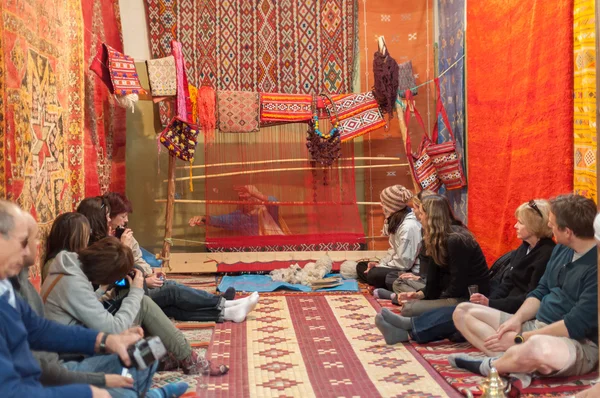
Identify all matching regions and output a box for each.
[99,333,110,353]
[514,334,524,344]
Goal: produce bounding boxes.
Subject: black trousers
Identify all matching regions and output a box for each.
[355,261,398,289]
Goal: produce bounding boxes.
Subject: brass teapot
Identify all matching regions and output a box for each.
[463,368,507,398]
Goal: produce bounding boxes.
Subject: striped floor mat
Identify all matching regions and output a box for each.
[200,293,458,398]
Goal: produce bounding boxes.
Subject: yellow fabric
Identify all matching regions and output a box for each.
[188,84,198,124]
[574,0,597,202]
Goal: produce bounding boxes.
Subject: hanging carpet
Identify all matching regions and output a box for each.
[144,0,357,94]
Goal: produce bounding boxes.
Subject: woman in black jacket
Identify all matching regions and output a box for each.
[387,195,491,317]
[374,199,555,345]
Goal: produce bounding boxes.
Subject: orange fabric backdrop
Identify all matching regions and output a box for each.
[467,0,574,264]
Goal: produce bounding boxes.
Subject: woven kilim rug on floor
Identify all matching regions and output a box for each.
[410,340,598,397]
[201,292,458,398]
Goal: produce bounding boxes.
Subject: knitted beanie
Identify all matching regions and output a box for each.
[380,185,413,216]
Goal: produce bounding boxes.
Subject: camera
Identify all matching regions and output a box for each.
[114,270,137,288]
[126,336,167,370]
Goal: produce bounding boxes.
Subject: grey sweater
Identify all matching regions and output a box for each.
[42,250,145,334]
[11,268,106,387]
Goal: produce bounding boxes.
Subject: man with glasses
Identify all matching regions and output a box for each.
[449,194,598,383]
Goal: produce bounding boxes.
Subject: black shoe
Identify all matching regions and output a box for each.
[222,287,236,300]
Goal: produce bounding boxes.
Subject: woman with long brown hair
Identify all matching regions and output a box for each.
[384,194,490,318]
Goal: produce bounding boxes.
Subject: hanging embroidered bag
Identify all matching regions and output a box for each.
[425,78,466,190]
[159,117,200,163]
[90,43,146,96]
[404,90,442,191]
[328,91,387,142]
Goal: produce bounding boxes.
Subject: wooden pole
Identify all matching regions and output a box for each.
[163,163,409,183]
[161,154,176,270]
[154,199,383,206]
[175,156,405,170]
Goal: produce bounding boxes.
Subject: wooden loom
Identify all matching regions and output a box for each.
[156,35,419,273]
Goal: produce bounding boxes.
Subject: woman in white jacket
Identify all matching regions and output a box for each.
[355,185,423,289]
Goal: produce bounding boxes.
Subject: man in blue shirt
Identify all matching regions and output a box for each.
[449,194,598,379]
[0,200,187,398]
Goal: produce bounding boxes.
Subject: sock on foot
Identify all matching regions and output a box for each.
[375,314,409,345]
[223,299,254,322]
[373,288,395,300]
[146,382,189,398]
[222,287,236,300]
[448,354,492,376]
[381,308,412,330]
[248,292,259,312]
[224,294,254,308]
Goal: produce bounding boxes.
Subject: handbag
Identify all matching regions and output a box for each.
[425,78,467,190]
[159,117,200,163]
[404,90,442,191]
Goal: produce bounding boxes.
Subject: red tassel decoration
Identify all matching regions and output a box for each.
[198,86,216,144]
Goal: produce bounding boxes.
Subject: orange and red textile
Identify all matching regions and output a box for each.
[83,0,127,196]
[467,0,574,264]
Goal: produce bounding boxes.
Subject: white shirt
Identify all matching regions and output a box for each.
[378,212,422,273]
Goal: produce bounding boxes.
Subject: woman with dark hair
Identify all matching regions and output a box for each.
[85,194,258,324]
[355,185,423,289]
[378,194,490,319]
[40,213,216,375]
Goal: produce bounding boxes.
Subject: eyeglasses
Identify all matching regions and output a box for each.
[528,200,543,218]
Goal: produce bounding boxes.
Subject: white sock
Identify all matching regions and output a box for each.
[248,292,260,312]
[224,292,257,308]
[223,299,254,322]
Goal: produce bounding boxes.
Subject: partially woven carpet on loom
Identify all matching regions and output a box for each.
[145,0,357,94]
[466,0,574,263]
[203,293,456,397]
[83,0,127,196]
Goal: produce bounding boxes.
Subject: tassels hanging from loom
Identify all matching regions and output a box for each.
[189,160,194,192]
[198,86,216,144]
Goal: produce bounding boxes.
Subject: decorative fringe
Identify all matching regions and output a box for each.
[373,51,399,116]
[198,86,216,144]
[189,160,194,192]
[114,93,139,113]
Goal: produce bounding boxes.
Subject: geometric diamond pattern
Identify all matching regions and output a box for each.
[369,357,409,369]
[381,372,424,385]
[258,377,300,391]
[258,348,293,358]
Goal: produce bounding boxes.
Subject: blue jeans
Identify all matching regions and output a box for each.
[63,354,158,398]
[148,280,224,322]
[410,305,460,344]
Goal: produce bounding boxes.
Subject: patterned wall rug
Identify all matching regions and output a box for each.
[144,0,357,94]
[202,292,457,397]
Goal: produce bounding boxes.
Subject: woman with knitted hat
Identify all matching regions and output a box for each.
[356,185,423,289]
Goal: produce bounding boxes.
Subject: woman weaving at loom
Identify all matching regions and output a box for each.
[189,185,290,236]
